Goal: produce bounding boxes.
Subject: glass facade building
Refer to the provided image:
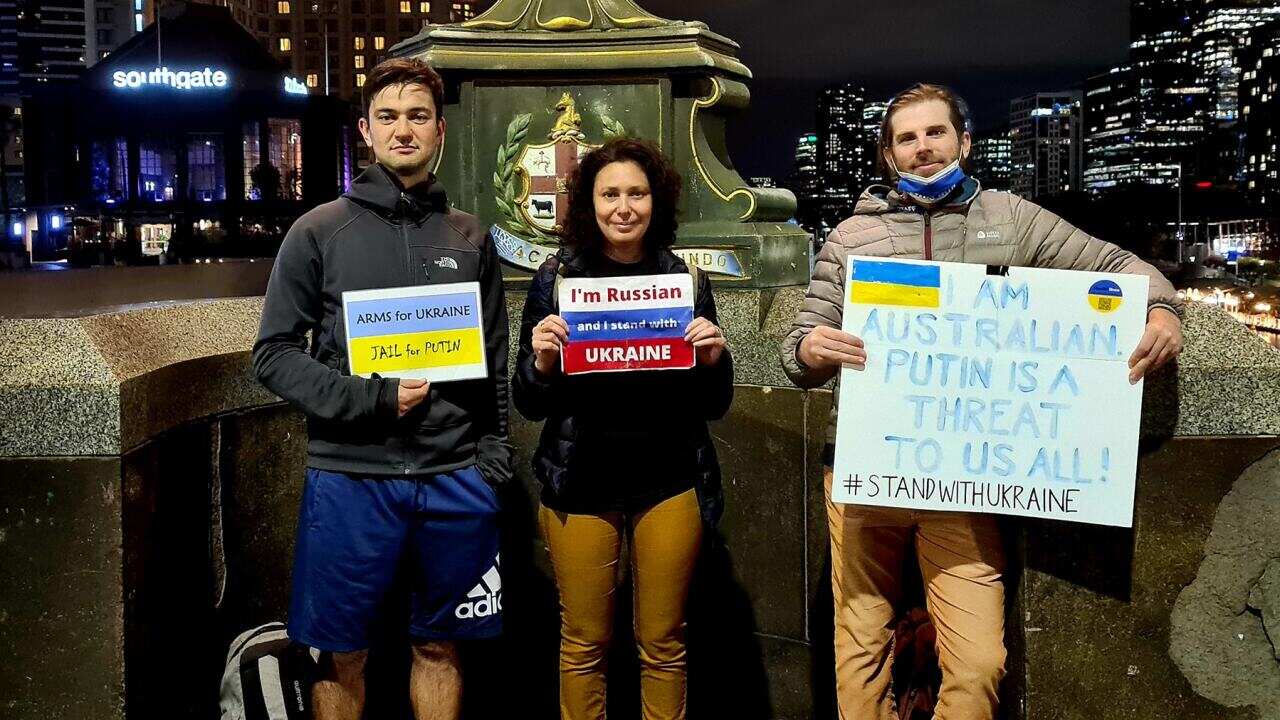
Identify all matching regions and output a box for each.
[20,3,354,262]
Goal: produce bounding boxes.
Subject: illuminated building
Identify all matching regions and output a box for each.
[969,127,1013,192]
[1190,3,1280,123]
[1,2,17,97]
[19,3,352,262]
[1240,22,1280,209]
[815,83,879,234]
[1009,92,1081,198]
[1083,1,1214,192]
[189,0,478,102]
[783,132,821,235]
[862,99,887,179]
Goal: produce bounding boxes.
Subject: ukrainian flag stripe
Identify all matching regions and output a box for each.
[349,327,484,375]
[849,281,940,307]
[851,261,941,288]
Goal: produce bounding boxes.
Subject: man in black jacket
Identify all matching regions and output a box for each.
[252,58,509,720]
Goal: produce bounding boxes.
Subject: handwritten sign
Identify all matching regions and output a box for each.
[342,282,487,382]
[558,273,695,375]
[831,257,1149,527]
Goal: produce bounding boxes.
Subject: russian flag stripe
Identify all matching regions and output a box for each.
[561,307,693,342]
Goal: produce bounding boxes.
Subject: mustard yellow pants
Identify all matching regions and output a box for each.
[539,488,702,720]
[825,470,1007,720]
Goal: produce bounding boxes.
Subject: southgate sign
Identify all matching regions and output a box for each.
[112,67,229,91]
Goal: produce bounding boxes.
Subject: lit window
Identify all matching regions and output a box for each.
[188,134,226,202]
[356,73,367,87]
[354,36,365,50]
[135,12,144,31]
[277,1,290,12]
[306,73,318,87]
[279,37,292,52]
[354,55,364,69]
[268,118,304,201]
[400,1,411,12]
[243,122,262,200]
[374,36,385,50]
[420,1,430,11]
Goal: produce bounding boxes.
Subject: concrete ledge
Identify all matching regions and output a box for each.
[3,294,1278,458]
[0,298,273,456]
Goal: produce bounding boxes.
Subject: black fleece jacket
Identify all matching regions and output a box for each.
[252,164,511,483]
[512,247,733,523]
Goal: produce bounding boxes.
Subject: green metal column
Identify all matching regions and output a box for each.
[393,0,811,288]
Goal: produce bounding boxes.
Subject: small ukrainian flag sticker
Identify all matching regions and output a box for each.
[849,260,941,308]
[1087,279,1123,313]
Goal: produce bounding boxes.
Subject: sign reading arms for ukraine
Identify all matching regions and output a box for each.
[833,256,1149,527]
[342,282,488,382]
[558,274,695,375]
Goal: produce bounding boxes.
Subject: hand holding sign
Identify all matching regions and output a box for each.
[684,317,726,366]
[533,314,570,376]
[398,379,431,417]
[1127,306,1183,384]
[798,325,867,371]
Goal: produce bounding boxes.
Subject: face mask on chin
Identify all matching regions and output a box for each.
[891,157,968,207]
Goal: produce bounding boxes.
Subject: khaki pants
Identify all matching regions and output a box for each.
[539,489,702,720]
[824,470,1007,720]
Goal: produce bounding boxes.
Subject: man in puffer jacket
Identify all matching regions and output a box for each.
[781,83,1182,720]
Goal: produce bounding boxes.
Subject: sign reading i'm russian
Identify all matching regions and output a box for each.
[342,282,488,382]
[559,273,695,375]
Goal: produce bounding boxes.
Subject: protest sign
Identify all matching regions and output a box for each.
[342,282,487,382]
[831,257,1149,527]
[558,273,695,375]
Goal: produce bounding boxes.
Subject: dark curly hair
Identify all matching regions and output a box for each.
[560,138,682,254]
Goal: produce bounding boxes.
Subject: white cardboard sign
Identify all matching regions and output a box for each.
[831,256,1149,527]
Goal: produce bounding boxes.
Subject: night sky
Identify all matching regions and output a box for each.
[478,1,1134,178]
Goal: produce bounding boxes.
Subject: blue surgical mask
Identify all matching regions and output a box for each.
[893,159,967,207]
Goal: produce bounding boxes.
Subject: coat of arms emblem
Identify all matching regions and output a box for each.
[491,93,625,268]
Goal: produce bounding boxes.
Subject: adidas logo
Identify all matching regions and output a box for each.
[434,256,459,270]
[455,555,502,620]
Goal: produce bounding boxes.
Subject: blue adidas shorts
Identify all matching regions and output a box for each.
[287,465,502,652]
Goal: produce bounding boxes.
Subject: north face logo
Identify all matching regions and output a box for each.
[455,556,502,619]
[434,256,459,270]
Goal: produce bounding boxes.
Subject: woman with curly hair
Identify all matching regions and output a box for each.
[512,137,734,720]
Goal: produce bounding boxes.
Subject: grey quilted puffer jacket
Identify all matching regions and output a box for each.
[781,179,1181,450]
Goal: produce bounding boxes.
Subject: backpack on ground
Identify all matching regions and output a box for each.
[219,622,320,720]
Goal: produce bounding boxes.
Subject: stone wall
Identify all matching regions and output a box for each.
[1,295,1278,719]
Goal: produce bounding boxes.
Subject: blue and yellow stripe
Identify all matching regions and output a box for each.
[849,260,940,308]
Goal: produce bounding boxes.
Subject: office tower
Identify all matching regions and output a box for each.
[970,127,1014,192]
[784,131,821,234]
[816,83,879,233]
[1191,2,1280,123]
[16,0,89,87]
[1240,21,1280,208]
[1009,92,1082,198]
[862,99,887,181]
[190,0,478,101]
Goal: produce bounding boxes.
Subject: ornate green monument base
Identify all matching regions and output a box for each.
[393,0,810,289]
